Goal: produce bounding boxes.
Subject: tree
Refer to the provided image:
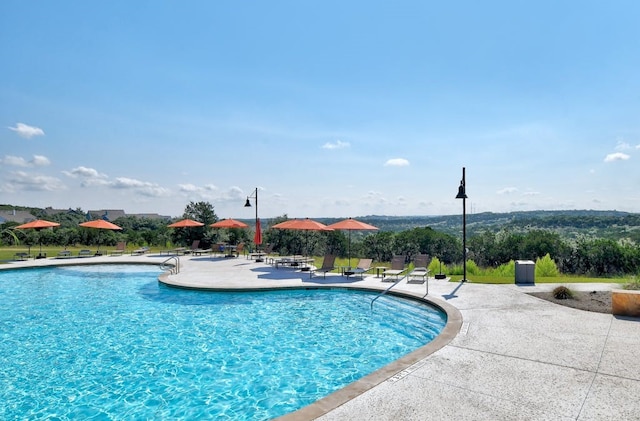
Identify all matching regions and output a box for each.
[171,201,218,247]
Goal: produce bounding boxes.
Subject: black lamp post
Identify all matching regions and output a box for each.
[455,167,468,282]
[244,187,261,261]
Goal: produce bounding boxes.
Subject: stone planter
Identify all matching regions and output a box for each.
[612,289,640,317]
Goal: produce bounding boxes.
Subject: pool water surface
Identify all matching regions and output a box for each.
[0,264,446,420]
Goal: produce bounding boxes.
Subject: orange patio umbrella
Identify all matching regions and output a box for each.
[272,218,333,268]
[271,218,332,231]
[15,219,61,257]
[79,219,122,254]
[254,218,262,246]
[326,218,378,268]
[167,219,204,228]
[210,218,249,229]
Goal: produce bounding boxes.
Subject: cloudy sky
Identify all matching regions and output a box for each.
[1,1,639,219]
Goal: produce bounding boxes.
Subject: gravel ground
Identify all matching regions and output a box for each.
[528,290,612,314]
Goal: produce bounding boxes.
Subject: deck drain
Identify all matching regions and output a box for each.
[388,360,427,383]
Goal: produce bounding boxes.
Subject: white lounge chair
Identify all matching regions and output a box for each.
[382,255,407,281]
[407,254,431,284]
[346,258,373,278]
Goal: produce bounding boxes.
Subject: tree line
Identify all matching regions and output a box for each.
[1,202,639,276]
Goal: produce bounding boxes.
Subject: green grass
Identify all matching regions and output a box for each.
[449,274,629,284]
[0,245,161,262]
[0,247,633,286]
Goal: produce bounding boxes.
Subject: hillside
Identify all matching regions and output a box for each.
[316,210,640,242]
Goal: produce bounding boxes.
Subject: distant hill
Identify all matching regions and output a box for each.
[314,210,640,242]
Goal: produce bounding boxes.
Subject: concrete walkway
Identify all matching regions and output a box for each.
[4,254,639,420]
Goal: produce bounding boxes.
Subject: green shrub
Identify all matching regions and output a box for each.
[536,253,559,277]
[428,256,447,275]
[552,286,573,299]
[487,260,515,277]
[623,275,640,290]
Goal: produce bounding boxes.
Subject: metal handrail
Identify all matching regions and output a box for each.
[160,256,180,274]
[370,277,404,310]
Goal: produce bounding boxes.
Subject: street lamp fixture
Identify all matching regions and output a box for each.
[244,187,262,261]
[455,167,468,282]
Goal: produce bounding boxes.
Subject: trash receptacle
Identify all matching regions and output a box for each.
[515,260,535,284]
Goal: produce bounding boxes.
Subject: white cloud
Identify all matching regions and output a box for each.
[111,177,153,189]
[522,191,540,196]
[383,158,410,167]
[178,183,218,193]
[31,155,50,166]
[137,186,171,197]
[0,155,50,167]
[615,140,631,151]
[178,183,199,192]
[604,152,630,162]
[7,123,45,139]
[322,140,350,150]
[497,187,518,195]
[63,166,108,179]
[4,170,66,192]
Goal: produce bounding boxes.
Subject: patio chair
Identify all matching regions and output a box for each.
[13,252,32,261]
[109,241,126,256]
[310,254,336,278]
[249,243,273,261]
[407,254,431,284]
[346,258,373,278]
[131,246,149,255]
[382,255,407,281]
[56,250,73,259]
[78,249,93,258]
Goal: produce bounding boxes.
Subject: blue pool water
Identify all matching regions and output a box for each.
[0,264,447,420]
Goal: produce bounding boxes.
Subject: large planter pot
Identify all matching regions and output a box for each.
[612,289,640,317]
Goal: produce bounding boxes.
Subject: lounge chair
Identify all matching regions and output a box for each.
[109,241,126,256]
[14,252,32,261]
[310,254,336,278]
[382,255,407,281]
[346,258,373,278]
[249,244,273,262]
[232,243,245,258]
[407,254,431,284]
[78,249,93,258]
[56,250,73,259]
[131,246,149,255]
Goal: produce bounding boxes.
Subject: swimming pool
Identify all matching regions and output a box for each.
[0,264,447,420]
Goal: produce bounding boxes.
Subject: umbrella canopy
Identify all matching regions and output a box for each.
[211,218,249,229]
[79,220,122,254]
[326,217,378,267]
[15,219,61,257]
[271,218,332,231]
[167,219,205,228]
[15,219,61,230]
[272,218,333,265]
[254,218,263,246]
[79,220,122,230]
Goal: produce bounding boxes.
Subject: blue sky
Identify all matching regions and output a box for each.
[2,1,639,219]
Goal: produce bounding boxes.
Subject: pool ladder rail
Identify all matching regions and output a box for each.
[370,275,430,310]
[370,277,404,310]
[160,256,180,274]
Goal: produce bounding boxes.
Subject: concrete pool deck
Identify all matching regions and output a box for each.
[4,254,640,420]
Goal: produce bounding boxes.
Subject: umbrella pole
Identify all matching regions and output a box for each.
[348,230,352,268]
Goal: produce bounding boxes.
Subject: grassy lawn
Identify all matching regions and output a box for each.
[448,275,629,285]
[0,245,160,262]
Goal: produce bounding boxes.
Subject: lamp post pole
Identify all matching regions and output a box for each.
[244,187,260,259]
[455,167,468,282]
